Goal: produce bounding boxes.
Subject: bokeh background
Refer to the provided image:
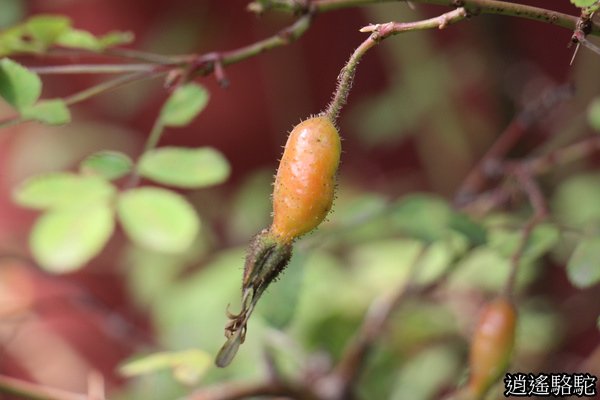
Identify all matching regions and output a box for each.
[0,0,599,399]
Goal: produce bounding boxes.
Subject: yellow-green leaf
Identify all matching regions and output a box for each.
[80,151,133,180]
[117,187,200,253]
[26,15,71,46]
[21,99,71,125]
[56,29,100,50]
[567,236,600,288]
[587,97,600,132]
[138,146,230,188]
[160,84,209,127]
[13,172,116,210]
[119,349,211,385]
[30,204,114,273]
[0,58,41,111]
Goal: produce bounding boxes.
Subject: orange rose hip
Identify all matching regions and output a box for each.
[270,116,341,243]
[467,297,517,398]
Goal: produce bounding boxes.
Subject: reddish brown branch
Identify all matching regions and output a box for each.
[454,83,575,207]
[0,375,90,400]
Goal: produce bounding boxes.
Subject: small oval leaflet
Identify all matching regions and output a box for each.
[30,204,115,273]
[0,58,41,111]
[117,187,200,253]
[138,146,230,189]
[81,150,133,180]
[159,83,209,127]
[567,236,600,288]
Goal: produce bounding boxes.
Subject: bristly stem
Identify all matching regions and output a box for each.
[323,37,376,122]
[324,7,467,122]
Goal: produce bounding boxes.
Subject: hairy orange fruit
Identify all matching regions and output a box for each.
[467,297,517,398]
[270,116,341,243]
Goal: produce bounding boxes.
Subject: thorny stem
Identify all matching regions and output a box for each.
[255,0,600,36]
[180,13,313,83]
[573,30,600,56]
[324,7,467,121]
[221,13,313,66]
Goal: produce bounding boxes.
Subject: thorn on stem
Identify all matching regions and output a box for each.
[439,15,450,29]
[359,24,379,33]
[214,59,230,88]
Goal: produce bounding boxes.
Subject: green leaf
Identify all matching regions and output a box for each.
[30,204,114,273]
[0,15,71,56]
[448,212,487,246]
[13,172,116,210]
[55,28,133,51]
[488,223,560,263]
[80,151,133,180]
[159,84,209,127]
[0,1,24,30]
[391,345,460,400]
[117,187,200,253]
[570,0,597,7]
[256,251,307,329]
[567,236,600,288]
[26,15,71,46]
[0,26,45,56]
[587,97,600,132]
[551,173,600,229]
[0,58,41,111]
[226,170,273,242]
[138,147,230,189]
[448,246,539,292]
[21,99,71,125]
[0,16,131,56]
[56,29,101,50]
[390,194,451,242]
[516,302,562,354]
[119,349,211,385]
[97,31,134,48]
